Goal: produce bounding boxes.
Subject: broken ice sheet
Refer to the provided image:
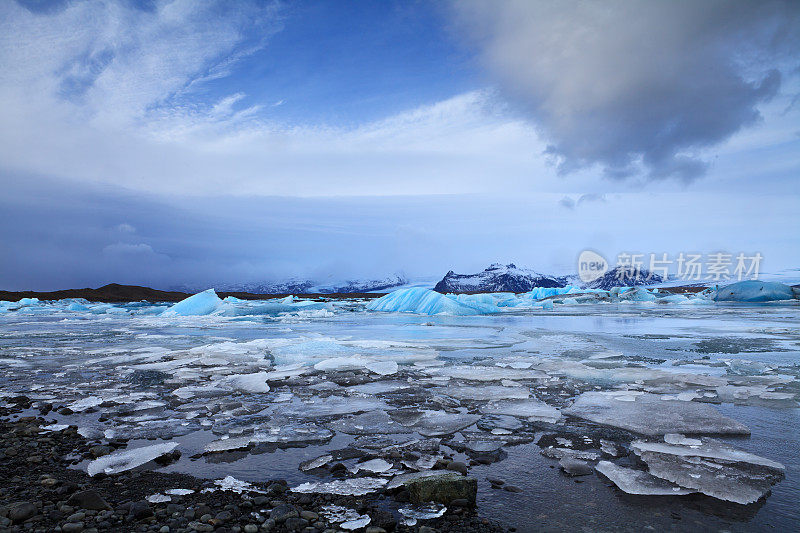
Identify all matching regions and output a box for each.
[203,422,333,452]
[441,385,530,401]
[328,410,412,436]
[291,477,388,496]
[87,442,178,476]
[563,392,749,436]
[631,439,785,504]
[352,458,393,474]
[411,410,481,437]
[596,461,694,496]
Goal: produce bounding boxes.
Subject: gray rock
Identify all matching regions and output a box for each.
[445,461,468,475]
[128,501,153,520]
[62,522,84,533]
[9,502,37,524]
[68,490,113,511]
[269,503,298,523]
[405,472,477,505]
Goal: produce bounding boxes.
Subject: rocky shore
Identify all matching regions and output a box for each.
[0,398,507,533]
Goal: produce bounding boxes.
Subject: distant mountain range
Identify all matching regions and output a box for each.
[173,274,408,295]
[584,265,664,290]
[434,263,568,293]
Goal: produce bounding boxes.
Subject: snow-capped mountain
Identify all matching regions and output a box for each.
[584,266,664,290]
[173,274,408,294]
[434,264,567,293]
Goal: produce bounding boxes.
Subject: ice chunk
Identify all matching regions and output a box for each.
[443,385,530,401]
[328,410,413,436]
[429,365,547,382]
[366,287,499,315]
[300,454,333,471]
[595,461,694,495]
[87,442,178,476]
[292,477,388,496]
[399,503,447,526]
[146,493,171,503]
[353,458,393,474]
[68,395,104,412]
[564,392,749,436]
[204,422,333,452]
[214,475,265,494]
[365,361,399,375]
[413,410,481,437]
[480,399,561,422]
[161,289,223,316]
[631,439,785,504]
[663,433,702,446]
[341,516,371,531]
[165,489,194,496]
[222,372,270,393]
[713,280,797,302]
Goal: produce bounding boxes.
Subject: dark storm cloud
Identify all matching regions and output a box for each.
[454,0,800,182]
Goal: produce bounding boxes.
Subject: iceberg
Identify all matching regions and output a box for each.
[631,439,785,504]
[161,289,223,316]
[563,392,749,436]
[713,280,798,302]
[87,442,178,476]
[366,287,499,315]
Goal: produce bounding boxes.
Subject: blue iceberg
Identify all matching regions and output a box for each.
[713,281,798,302]
[366,287,500,315]
[161,289,223,316]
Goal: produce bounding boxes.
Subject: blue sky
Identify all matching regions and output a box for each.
[0,0,798,290]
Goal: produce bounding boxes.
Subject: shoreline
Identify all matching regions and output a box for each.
[0,398,507,533]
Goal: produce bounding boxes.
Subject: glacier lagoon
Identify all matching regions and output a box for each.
[1,290,799,531]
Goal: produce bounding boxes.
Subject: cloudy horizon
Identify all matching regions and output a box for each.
[1,0,798,290]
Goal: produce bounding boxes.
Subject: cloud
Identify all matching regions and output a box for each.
[114,223,136,233]
[452,0,800,182]
[103,242,155,255]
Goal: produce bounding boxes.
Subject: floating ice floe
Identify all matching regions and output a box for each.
[292,477,389,496]
[563,391,749,436]
[631,438,785,504]
[442,385,530,401]
[713,281,798,302]
[480,399,561,423]
[221,372,270,393]
[203,422,333,452]
[300,454,333,471]
[87,442,178,476]
[413,410,481,437]
[328,410,412,436]
[352,458,393,474]
[595,461,695,496]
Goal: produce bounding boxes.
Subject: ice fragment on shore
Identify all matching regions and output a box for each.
[165,489,194,496]
[631,439,785,504]
[214,475,266,494]
[222,372,270,393]
[564,392,749,436]
[146,493,171,503]
[399,503,447,526]
[596,461,694,495]
[68,396,103,412]
[365,361,399,375]
[87,442,178,476]
[353,458,393,474]
[292,477,388,496]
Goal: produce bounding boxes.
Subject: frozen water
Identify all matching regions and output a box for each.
[222,372,270,393]
[631,439,785,504]
[328,410,412,435]
[87,442,178,476]
[399,503,447,526]
[213,475,266,494]
[412,410,481,437]
[353,458,393,474]
[165,489,194,496]
[340,516,371,530]
[146,493,172,503]
[300,454,333,471]
[161,289,223,316]
[564,392,750,436]
[595,461,695,495]
[443,385,530,401]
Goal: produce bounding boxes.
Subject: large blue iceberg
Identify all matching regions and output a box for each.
[366,287,500,315]
[161,289,223,316]
[713,281,798,302]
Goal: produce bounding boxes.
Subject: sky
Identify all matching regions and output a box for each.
[1,0,799,290]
